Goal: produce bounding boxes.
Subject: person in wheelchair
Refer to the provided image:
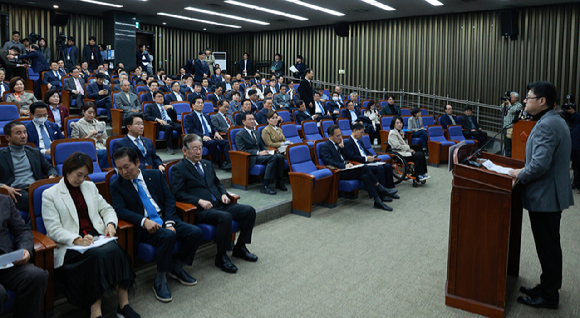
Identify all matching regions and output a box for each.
[388,116,430,182]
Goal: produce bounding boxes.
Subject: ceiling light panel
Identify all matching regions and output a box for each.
[361,0,395,11]
[184,6,270,25]
[157,12,241,28]
[80,0,123,7]
[284,0,344,16]
[425,0,443,6]
[224,0,308,21]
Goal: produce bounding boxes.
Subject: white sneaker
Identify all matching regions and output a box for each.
[418,175,431,181]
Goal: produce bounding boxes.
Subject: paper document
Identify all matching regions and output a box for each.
[481,160,513,176]
[0,249,24,269]
[267,150,275,155]
[366,162,386,166]
[278,145,288,154]
[67,236,118,254]
[289,65,298,73]
[343,164,364,170]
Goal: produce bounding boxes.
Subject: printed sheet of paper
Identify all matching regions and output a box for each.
[481,159,513,176]
[66,236,118,254]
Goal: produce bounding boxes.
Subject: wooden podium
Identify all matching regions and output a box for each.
[446,150,525,318]
[511,121,535,161]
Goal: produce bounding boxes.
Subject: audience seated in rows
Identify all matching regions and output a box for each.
[326,91,343,117]
[142,80,160,104]
[255,98,282,125]
[388,116,429,181]
[158,77,173,94]
[144,91,181,155]
[274,85,291,109]
[235,99,253,126]
[227,91,242,114]
[363,100,381,144]
[112,72,135,93]
[71,102,109,168]
[207,86,225,106]
[312,92,335,121]
[113,115,165,171]
[64,68,87,107]
[166,81,186,103]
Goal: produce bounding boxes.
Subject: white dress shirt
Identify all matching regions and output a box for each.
[50,105,62,128]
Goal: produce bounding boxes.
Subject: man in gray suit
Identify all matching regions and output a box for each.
[509,81,574,310]
[211,100,234,134]
[115,80,142,119]
[112,73,135,93]
[63,68,86,107]
[274,85,291,109]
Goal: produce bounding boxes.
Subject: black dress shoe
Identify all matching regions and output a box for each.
[220,162,232,171]
[215,254,238,273]
[373,201,393,211]
[276,181,288,191]
[517,295,558,309]
[260,186,276,195]
[232,245,258,262]
[385,188,398,195]
[379,194,393,202]
[520,285,542,297]
[390,194,400,199]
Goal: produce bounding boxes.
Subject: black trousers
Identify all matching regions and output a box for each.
[528,211,562,302]
[14,189,29,212]
[403,151,427,176]
[203,139,230,163]
[571,149,580,188]
[463,130,488,147]
[339,165,378,198]
[95,96,113,121]
[193,202,256,254]
[0,263,48,318]
[158,122,182,149]
[255,154,285,181]
[369,164,395,189]
[139,220,203,273]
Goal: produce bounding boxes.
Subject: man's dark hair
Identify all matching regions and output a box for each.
[89,36,96,41]
[279,85,287,90]
[248,89,257,96]
[296,100,305,108]
[305,68,312,75]
[124,114,143,127]
[3,121,25,136]
[148,80,158,87]
[50,61,58,66]
[9,47,20,54]
[112,146,139,166]
[444,104,452,111]
[217,100,228,107]
[101,61,108,66]
[193,82,201,88]
[352,123,365,131]
[241,98,251,105]
[139,44,146,49]
[157,68,165,73]
[95,73,106,79]
[153,91,164,98]
[192,96,204,104]
[332,91,339,96]
[263,97,273,104]
[314,92,320,96]
[527,81,557,108]
[275,53,281,58]
[62,152,93,176]
[30,44,39,50]
[68,37,75,42]
[327,124,339,137]
[345,100,354,107]
[171,81,180,88]
[463,105,472,111]
[12,31,20,36]
[241,111,254,121]
[297,55,303,60]
[29,102,48,115]
[387,94,396,100]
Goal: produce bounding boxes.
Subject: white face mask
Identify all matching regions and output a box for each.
[333,97,339,101]
[33,116,48,126]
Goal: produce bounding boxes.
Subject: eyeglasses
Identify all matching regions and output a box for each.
[525,95,543,101]
[188,146,203,152]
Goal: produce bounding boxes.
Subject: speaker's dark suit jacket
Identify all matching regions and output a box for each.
[295,110,313,125]
[238,59,252,75]
[16,50,50,73]
[0,146,58,186]
[343,137,368,163]
[25,121,64,150]
[234,128,268,169]
[112,136,163,169]
[171,159,228,208]
[319,140,348,169]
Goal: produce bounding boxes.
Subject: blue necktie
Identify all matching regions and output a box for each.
[158,104,170,122]
[133,179,163,226]
[40,124,51,150]
[317,102,324,114]
[357,140,370,156]
[200,113,211,137]
[196,162,217,201]
[135,138,146,156]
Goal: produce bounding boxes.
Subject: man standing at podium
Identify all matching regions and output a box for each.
[509,81,573,310]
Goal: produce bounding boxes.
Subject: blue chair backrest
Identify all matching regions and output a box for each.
[303,121,322,140]
[234,112,241,125]
[281,124,302,143]
[167,164,174,186]
[203,102,214,115]
[401,108,411,116]
[277,110,291,123]
[381,116,393,131]
[422,117,435,127]
[66,118,81,138]
[380,101,389,109]
[28,67,39,80]
[362,101,369,109]
[347,95,360,102]
[108,138,121,167]
[321,120,333,138]
[257,125,266,138]
[139,93,148,104]
[457,115,463,122]
[288,144,316,173]
[136,85,148,94]
[172,102,191,118]
[182,112,190,134]
[361,135,377,156]
[323,89,329,97]
[340,108,348,118]
[421,108,428,116]
[428,126,448,143]
[448,126,466,141]
[337,119,352,136]
[112,92,120,109]
[0,105,21,133]
[229,127,243,151]
[315,142,325,166]
[32,183,59,234]
[293,84,299,91]
[3,92,14,102]
[54,141,101,174]
[402,116,410,129]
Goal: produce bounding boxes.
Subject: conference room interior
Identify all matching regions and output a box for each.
[0,0,579,317]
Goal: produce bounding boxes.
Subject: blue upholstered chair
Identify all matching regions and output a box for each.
[320,119,334,138]
[227,126,267,190]
[379,116,394,152]
[280,123,304,145]
[64,116,82,138]
[337,119,352,136]
[203,102,214,115]
[422,116,435,128]
[400,108,411,116]
[427,125,457,167]
[360,135,391,162]
[314,139,364,200]
[302,120,323,143]
[276,110,291,123]
[51,138,109,183]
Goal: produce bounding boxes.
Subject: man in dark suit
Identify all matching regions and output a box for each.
[459,105,487,146]
[311,92,334,122]
[186,82,204,104]
[42,61,64,91]
[200,78,213,96]
[0,69,8,96]
[238,53,251,77]
[8,45,50,74]
[63,37,78,71]
[294,55,306,79]
[165,82,186,104]
[136,44,150,70]
[509,82,574,310]
[193,51,210,83]
[113,115,165,171]
[235,112,286,194]
[0,121,59,211]
[82,36,102,71]
[0,48,20,79]
[0,194,49,317]
[319,125,393,211]
[159,77,173,93]
[180,76,195,96]
[25,103,65,158]
[183,60,195,76]
[270,54,283,77]
[294,100,314,125]
[111,147,203,303]
[225,81,241,101]
[344,123,399,200]
[211,100,234,134]
[207,86,225,106]
[235,100,253,126]
[344,100,365,128]
[439,104,458,129]
[141,81,160,104]
[144,92,182,155]
[255,98,281,125]
[172,134,258,274]
[86,73,113,120]
[63,68,86,107]
[184,96,231,170]
[326,91,343,120]
[298,68,315,114]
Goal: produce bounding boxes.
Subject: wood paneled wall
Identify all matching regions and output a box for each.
[0,4,103,63]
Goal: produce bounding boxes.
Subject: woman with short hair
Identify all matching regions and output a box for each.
[70,102,109,168]
[6,76,38,116]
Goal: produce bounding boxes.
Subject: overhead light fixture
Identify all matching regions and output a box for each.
[53,5,59,8]
[158,12,241,28]
[162,22,166,25]
[184,6,269,25]
[80,0,123,8]
[224,1,308,21]
[425,0,443,6]
[203,28,207,30]
[361,0,395,11]
[284,0,344,16]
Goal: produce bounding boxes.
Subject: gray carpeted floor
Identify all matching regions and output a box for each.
[50,163,580,318]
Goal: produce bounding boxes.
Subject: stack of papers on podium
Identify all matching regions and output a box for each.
[481,160,513,176]
[67,236,118,254]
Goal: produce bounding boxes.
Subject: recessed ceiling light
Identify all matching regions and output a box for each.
[184,6,269,25]
[203,28,207,30]
[425,0,443,6]
[158,12,241,29]
[361,0,395,11]
[53,4,59,8]
[162,22,166,25]
[224,1,308,21]
[80,0,123,8]
[284,0,344,16]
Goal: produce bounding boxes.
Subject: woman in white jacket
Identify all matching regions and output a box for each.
[388,116,430,181]
[42,152,139,318]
